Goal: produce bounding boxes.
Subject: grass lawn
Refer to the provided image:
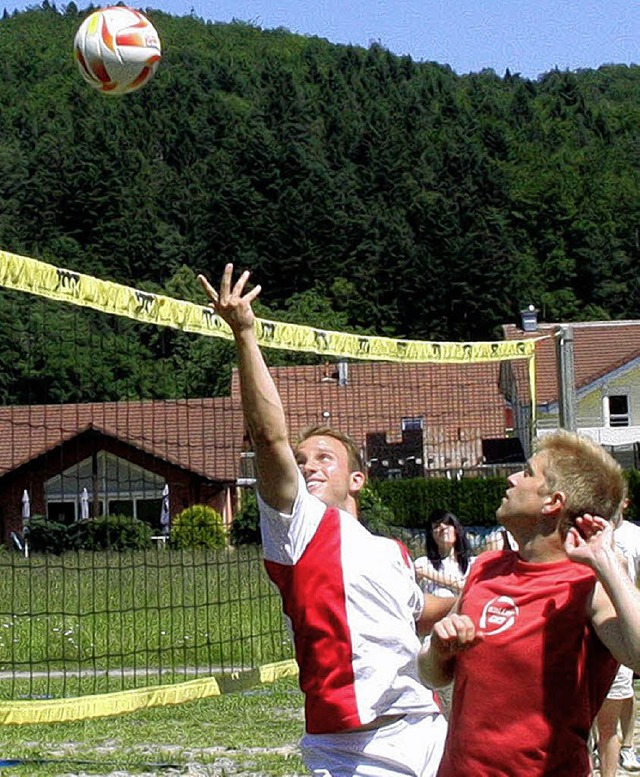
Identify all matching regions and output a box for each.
[0,676,306,775]
[0,546,292,700]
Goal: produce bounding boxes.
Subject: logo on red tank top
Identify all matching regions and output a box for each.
[479,595,519,636]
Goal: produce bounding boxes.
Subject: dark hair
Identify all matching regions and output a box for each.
[425,509,472,574]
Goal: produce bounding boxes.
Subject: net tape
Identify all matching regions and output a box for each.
[0,250,540,363]
[0,249,541,721]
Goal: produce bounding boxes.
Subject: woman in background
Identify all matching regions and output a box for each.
[414,509,474,718]
[414,509,474,598]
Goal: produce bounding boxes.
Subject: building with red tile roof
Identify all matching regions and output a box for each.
[0,398,243,543]
[503,310,640,465]
[0,358,525,543]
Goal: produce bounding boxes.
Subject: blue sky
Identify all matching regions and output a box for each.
[5,0,639,79]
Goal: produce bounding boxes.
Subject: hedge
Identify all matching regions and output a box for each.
[371,475,509,528]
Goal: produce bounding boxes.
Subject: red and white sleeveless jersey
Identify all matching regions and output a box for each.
[259,472,439,734]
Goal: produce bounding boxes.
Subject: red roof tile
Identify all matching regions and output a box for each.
[0,360,510,480]
[0,399,244,482]
[503,320,640,406]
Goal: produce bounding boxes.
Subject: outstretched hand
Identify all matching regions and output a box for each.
[564,514,615,569]
[198,263,261,335]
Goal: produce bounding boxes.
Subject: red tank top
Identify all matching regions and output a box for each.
[438,551,618,777]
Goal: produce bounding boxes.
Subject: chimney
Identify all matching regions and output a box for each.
[337,360,349,387]
[520,305,538,332]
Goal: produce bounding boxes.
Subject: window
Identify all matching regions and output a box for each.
[136,498,163,530]
[45,452,166,522]
[238,451,256,486]
[47,502,77,525]
[606,395,630,427]
[401,417,423,432]
[109,500,134,517]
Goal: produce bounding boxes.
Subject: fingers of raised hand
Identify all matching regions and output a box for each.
[231,269,251,299]
[199,266,260,319]
[244,283,262,305]
[220,263,234,299]
[574,514,609,540]
[197,274,218,304]
[223,266,260,307]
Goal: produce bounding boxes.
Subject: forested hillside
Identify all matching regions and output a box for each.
[0,3,638,402]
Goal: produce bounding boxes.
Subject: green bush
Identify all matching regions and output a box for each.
[226,470,640,543]
[371,476,508,528]
[170,504,226,549]
[452,477,510,526]
[230,490,261,546]
[24,515,68,555]
[229,484,399,544]
[228,476,510,547]
[358,486,395,537]
[67,514,153,551]
[625,470,640,522]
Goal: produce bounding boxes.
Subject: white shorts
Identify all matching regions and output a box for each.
[607,664,634,700]
[300,712,447,777]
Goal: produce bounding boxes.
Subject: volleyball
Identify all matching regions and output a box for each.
[73,6,161,96]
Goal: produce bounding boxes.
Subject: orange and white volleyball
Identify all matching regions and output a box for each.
[74,6,161,96]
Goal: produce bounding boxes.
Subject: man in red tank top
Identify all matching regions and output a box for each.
[418,430,640,777]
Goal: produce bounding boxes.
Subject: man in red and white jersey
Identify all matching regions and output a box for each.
[199,265,450,777]
[418,431,640,777]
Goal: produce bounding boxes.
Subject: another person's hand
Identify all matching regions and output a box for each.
[198,263,261,335]
[565,514,616,569]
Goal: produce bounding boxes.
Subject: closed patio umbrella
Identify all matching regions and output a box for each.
[21,490,30,558]
[80,488,90,521]
[160,484,170,536]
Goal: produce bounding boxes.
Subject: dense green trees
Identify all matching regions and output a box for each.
[0,4,638,402]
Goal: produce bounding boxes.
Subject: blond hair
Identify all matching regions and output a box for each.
[296,425,365,474]
[536,430,627,532]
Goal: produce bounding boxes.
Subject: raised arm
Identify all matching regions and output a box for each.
[566,514,640,673]
[198,264,299,512]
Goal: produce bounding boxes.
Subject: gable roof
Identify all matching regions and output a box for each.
[0,399,244,482]
[502,319,640,406]
[234,360,508,454]
[0,359,510,483]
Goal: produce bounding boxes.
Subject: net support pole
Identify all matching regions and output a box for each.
[556,325,576,432]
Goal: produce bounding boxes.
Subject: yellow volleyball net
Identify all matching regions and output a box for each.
[0,250,541,723]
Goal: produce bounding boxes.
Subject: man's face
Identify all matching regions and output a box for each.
[496,452,551,527]
[295,435,358,508]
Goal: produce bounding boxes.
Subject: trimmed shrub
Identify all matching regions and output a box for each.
[170,504,226,549]
[228,476,510,547]
[67,514,153,551]
[226,469,640,545]
[229,485,398,544]
[451,477,510,527]
[24,515,68,555]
